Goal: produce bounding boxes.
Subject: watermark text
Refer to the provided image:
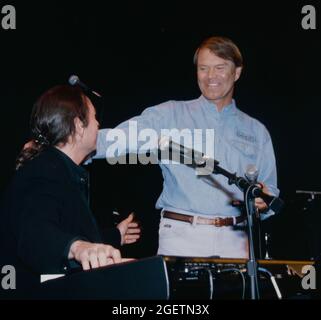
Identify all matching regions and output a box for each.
[1,5,16,30]
[302,5,316,30]
[1,265,16,290]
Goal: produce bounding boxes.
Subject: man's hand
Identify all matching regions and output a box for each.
[254,182,271,212]
[116,212,141,245]
[68,240,122,270]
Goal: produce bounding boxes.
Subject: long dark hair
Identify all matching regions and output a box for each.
[16,85,89,170]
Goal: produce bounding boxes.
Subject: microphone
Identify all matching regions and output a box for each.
[68,75,102,98]
[232,165,258,209]
[158,137,205,164]
[158,137,217,175]
[245,164,260,219]
[245,164,259,183]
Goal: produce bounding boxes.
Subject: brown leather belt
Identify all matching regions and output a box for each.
[163,210,245,227]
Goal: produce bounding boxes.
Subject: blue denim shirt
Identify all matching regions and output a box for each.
[95,95,279,218]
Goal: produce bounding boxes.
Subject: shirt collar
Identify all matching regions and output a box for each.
[199,95,237,116]
[50,147,88,185]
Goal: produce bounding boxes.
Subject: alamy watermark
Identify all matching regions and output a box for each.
[103,122,215,175]
[1,265,16,290]
[1,5,318,31]
[0,263,317,293]
[301,5,317,30]
[1,5,16,30]
[301,265,316,290]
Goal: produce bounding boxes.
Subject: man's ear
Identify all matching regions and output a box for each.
[234,66,242,82]
[74,117,85,138]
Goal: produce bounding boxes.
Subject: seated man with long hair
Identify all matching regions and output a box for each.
[0,85,139,298]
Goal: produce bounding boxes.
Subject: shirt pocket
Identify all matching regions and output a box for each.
[229,139,258,160]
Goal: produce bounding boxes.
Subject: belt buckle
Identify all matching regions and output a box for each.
[212,217,222,227]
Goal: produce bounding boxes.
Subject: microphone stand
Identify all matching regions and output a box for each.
[244,185,260,299]
[210,161,284,299]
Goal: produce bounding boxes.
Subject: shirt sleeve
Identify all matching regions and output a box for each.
[257,128,280,218]
[94,104,171,159]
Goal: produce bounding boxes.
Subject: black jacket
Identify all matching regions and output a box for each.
[0,147,120,298]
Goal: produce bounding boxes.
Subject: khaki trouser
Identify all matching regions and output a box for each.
[157,215,249,258]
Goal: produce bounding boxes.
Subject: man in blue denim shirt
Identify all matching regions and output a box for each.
[94,36,279,258]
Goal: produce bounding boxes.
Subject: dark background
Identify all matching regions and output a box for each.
[1,1,321,260]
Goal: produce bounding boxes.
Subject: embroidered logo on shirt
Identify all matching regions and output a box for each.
[235,129,256,144]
